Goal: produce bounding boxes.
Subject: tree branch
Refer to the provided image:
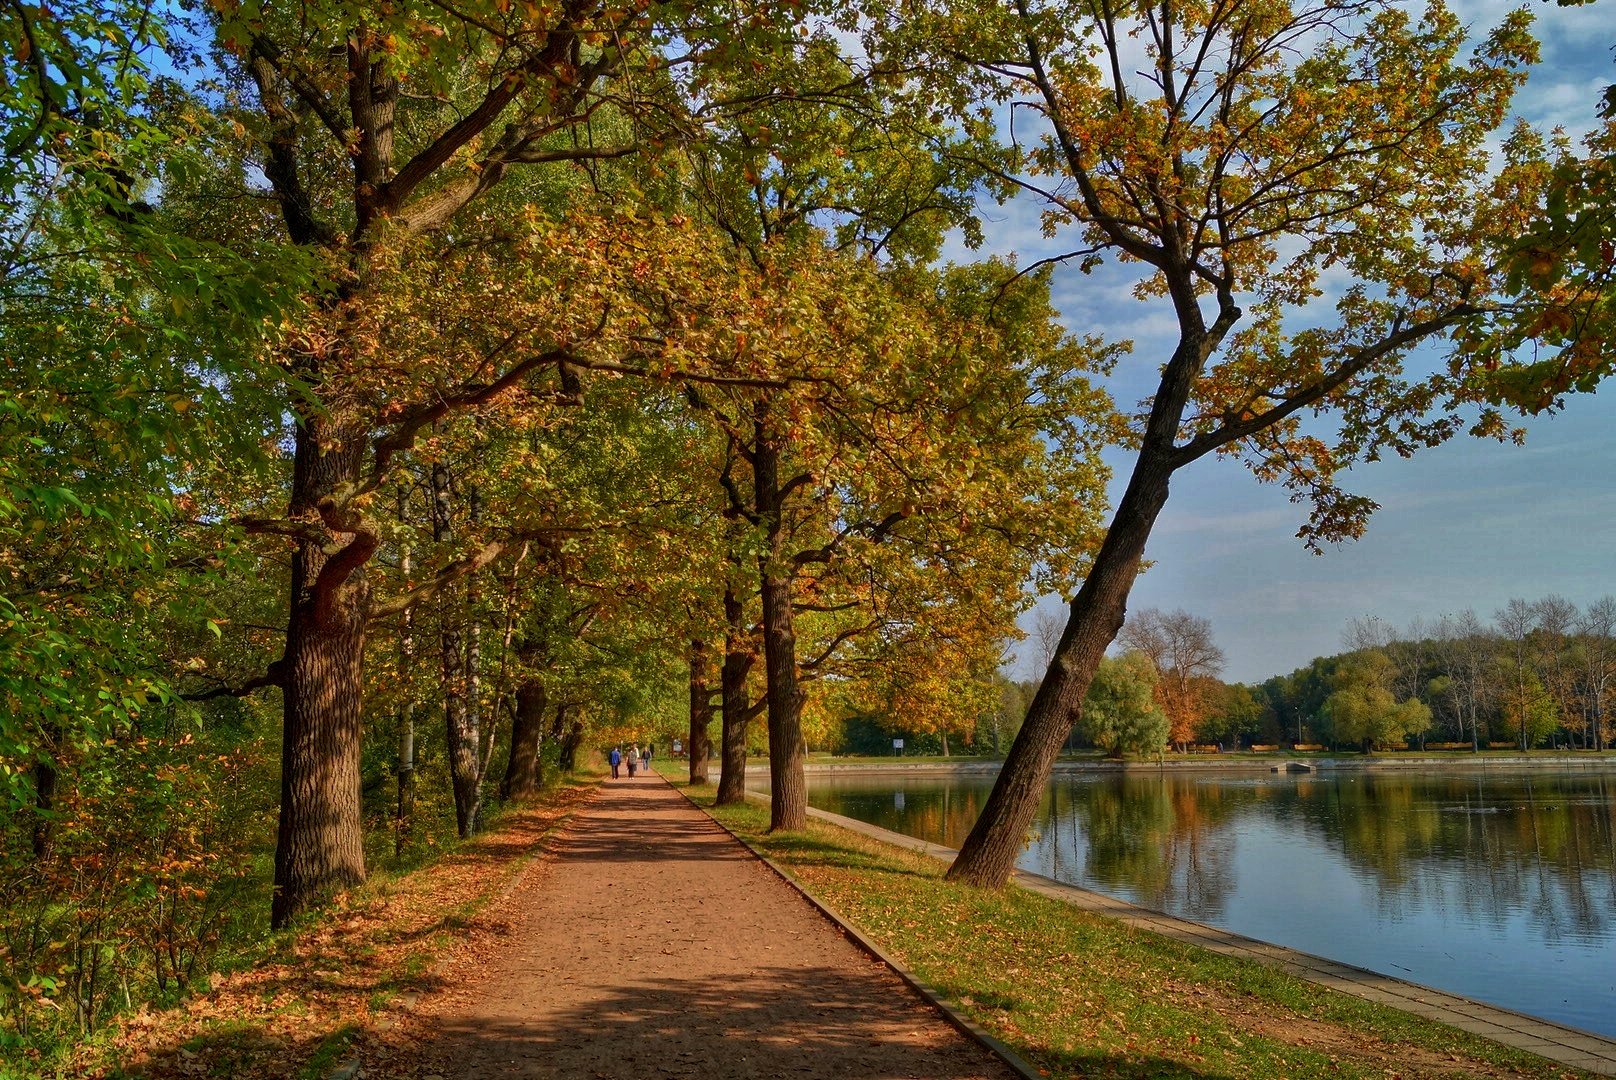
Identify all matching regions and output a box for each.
[369,541,506,620]
[181,660,286,701]
[1171,303,1481,468]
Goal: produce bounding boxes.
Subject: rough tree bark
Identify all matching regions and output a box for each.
[753,425,808,831]
[273,428,370,928]
[502,670,547,799]
[715,584,756,806]
[688,639,715,784]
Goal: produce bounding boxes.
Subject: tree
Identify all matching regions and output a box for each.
[1323,653,1431,751]
[1080,652,1170,757]
[1432,610,1497,749]
[1576,596,1616,752]
[872,0,1555,886]
[1120,609,1224,749]
[0,5,307,856]
[1532,595,1582,746]
[1199,682,1264,748]
[1497,664,1559,749]
[1496,598,1542,750]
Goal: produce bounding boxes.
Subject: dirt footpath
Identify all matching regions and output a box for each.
[416,772,1014,1079]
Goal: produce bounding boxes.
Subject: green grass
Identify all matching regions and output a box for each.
[296,1024,359,1080]
[690,788,1592,1079]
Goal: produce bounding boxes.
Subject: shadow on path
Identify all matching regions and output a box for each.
[426,961,1235,1079]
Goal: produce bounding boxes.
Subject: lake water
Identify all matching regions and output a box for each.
[807,768,1616,1037]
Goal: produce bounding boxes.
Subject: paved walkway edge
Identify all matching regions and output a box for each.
[774,796,1616,1077]
[674,783,1043,1080]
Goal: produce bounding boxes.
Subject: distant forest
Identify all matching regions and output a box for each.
[867,598,1616,756]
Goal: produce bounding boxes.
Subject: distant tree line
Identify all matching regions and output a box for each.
[1254,599,1616,752]
[872,598,1616,759]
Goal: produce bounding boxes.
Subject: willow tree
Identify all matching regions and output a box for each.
[871,0,1561,885]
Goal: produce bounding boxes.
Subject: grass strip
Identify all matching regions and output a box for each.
[690,787,1591,1080]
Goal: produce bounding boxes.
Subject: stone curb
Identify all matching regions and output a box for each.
[670,779,1044,1080]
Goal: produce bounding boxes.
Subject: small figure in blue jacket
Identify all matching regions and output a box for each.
[609,746,622,779]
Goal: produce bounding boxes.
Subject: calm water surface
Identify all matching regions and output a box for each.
[808,769,1616,1037]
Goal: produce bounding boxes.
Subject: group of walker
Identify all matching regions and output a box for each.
[608,743,652,779]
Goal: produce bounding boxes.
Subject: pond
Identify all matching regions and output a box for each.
[807,767,1616,1038]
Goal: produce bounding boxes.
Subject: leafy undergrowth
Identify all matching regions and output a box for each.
[23,774,601,1080]
[699,793,1590,1080]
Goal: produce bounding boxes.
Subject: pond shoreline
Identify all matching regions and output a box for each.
[795,753,1616,777]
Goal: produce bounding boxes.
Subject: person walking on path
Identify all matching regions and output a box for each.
[608,746,622,779]
[626,744,639,778]
[641,745,651,772]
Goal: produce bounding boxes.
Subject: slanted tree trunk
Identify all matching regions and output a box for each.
[273,426,370,929]
[715,585,755,807]
[947,435,1178,886]
[688,639,715,784]
[753,427,807,831]
[502,673,547,799]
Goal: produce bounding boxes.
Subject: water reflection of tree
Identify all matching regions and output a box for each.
[818,771,1616,944]
[1277,773,1616,943]
[1029,776,1239,921]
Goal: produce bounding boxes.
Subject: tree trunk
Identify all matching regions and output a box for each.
[395,535,416,856]
[754,429,807,831]
[31,753,57,859]
[272,425,368,930]
[502,675,547,799]
[558,712,584,771]
[395,700,415,856]
[715,585,755,807]
[688,639,715,784]
[946,452,1175,887]
[433,460,482,839]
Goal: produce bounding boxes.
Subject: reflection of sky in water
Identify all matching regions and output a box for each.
[809,769,1616,1038]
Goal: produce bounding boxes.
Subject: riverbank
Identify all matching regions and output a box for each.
[686,782,1603,1079]
[793,751,1616,777]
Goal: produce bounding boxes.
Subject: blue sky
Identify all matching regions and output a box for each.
[993,0,1616,684]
